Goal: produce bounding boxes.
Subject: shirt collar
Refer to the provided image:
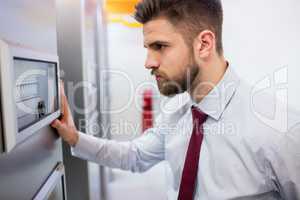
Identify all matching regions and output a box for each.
[191,65,240,121]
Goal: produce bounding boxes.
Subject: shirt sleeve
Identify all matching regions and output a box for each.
[265,125,300,199]
[71,116,165,173]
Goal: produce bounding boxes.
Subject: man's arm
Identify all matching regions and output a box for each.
[51,83,164,172]
[71,126,165,172]
[266,125,300,199]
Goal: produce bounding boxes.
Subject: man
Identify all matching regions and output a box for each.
[51,0,300,199]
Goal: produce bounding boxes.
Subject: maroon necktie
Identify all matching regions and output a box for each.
[177,106,208,200]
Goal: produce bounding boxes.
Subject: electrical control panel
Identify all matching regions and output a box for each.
[0,39,61,153]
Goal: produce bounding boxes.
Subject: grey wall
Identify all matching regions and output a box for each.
[0,1,64,199]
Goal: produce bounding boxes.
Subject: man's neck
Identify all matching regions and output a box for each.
[188,56,228,103]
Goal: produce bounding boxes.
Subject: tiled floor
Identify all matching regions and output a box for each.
[106,162,167,200]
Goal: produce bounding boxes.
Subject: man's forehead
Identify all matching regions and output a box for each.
[143,31,172,46]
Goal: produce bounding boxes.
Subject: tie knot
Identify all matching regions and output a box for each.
[191,106,207,125]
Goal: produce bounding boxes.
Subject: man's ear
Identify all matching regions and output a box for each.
[193,30,216,59]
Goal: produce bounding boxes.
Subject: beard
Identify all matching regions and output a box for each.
[155,61,199,97]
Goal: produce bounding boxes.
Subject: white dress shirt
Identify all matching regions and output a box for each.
[72,66,300,199]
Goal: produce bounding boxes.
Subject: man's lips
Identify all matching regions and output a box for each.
[155,75,162,81]
[151,70,164,81]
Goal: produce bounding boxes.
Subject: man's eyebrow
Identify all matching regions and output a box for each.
[144,40,170,48]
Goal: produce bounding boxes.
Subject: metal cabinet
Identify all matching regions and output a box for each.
[56,0,110,199]
[33,162,67,200]
[0,1,64,199]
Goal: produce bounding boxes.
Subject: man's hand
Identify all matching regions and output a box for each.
[51,81,79,146]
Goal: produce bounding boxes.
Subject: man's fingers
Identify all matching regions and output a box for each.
[58,80,75,127]
[60,80,65,94]
[59,81,67,115]
[59,80,71,119]
[51,119,63,130]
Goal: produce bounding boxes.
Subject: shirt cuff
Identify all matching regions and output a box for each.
[71,131,106,161]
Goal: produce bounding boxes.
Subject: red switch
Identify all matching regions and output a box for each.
[142,90,153,132]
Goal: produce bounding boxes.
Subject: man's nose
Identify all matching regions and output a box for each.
[145,54,159,70]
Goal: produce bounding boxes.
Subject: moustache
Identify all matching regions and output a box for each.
[151,69,163,77]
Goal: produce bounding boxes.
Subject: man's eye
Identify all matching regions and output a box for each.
[153,44,164,51]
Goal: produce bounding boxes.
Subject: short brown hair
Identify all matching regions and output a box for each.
[134,0,224,54]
